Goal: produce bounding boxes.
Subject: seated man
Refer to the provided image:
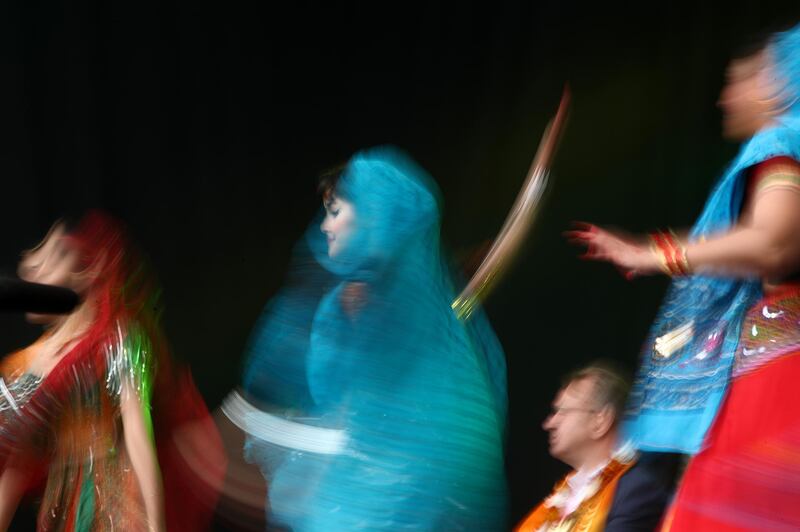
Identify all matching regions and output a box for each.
[516,365,678,532]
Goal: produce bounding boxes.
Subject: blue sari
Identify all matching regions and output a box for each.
[241,147,508,530]
[625,26,800,453]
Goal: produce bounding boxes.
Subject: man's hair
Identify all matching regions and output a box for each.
[562,362,631,425]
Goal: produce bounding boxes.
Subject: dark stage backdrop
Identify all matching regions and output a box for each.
[1,1,799,529]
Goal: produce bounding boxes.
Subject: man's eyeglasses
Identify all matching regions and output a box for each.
[548,406,598,417]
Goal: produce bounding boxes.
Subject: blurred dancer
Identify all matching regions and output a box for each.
[569,23,800,530]
[0,212,223,531]
[230,147,508,530]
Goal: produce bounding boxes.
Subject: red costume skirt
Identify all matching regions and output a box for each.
[666,287,800,531]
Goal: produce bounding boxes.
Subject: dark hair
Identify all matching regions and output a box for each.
[562,361,631,425]
[317,163,347,200]
[731,21,800,61]
[732,34,771,61]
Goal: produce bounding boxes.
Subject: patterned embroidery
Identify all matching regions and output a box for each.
[755,171,800,195]
[733,290,800,378]
[519,457,635,532]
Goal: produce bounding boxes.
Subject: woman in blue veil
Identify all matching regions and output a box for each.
[234,146,508,530]
[569,23,800,529]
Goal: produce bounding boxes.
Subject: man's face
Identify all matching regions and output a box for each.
[542,377,601,468]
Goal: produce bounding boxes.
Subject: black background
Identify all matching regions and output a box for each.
[2,1,799,529]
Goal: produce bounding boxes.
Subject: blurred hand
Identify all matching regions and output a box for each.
[565,222,660,279]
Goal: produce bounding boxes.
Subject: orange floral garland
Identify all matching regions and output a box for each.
[516,457,635,532]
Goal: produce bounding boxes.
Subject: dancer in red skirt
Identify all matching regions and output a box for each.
[569,23,800,531]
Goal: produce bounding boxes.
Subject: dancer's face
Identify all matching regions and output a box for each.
[18,223,82,323]
[321,193,356,258]
[719,51,782,140]
[19,224,80,289]
[542,377,603,469]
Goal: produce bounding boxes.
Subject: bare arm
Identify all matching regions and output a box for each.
[121,383,165,532]
[685,186,800,278]
[568,182,800,280]
[0,465,26,532]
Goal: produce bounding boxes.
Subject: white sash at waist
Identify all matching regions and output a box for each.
[221,391,348,455]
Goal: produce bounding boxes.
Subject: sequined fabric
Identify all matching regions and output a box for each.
[0,342,45,454]
[1,323,154,532]
[0,370,44,453]
[733,287,800,378]
[1,211,223,531]
[0,373,43,415]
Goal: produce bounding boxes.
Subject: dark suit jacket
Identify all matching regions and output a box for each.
[604,452,682,532]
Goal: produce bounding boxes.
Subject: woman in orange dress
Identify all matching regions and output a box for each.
[0,212,223,531]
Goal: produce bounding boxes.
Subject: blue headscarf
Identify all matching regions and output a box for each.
[242,146,508,530]
[624,25,800,453]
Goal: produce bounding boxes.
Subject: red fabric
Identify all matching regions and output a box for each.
[746,155,800,197]
[666,349,800,531]
[670,162,800,529]
[155,368,227,532]
[67,211,226,529]
[1,211,225,530]
[36,211,138,399]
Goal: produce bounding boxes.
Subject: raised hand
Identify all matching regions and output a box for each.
[565,222,660,279]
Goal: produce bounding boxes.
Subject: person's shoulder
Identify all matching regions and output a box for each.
[605,453,682,532]
[618,452,681,493]
[752,155,800,179]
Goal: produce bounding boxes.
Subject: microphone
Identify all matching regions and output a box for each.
[0,277,79,314]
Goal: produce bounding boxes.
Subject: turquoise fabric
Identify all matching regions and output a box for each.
[242,146,508,530]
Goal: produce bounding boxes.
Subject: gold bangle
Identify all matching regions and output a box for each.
[650,230,691,276]
[665,230,691,276]
[649,233,673,276]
